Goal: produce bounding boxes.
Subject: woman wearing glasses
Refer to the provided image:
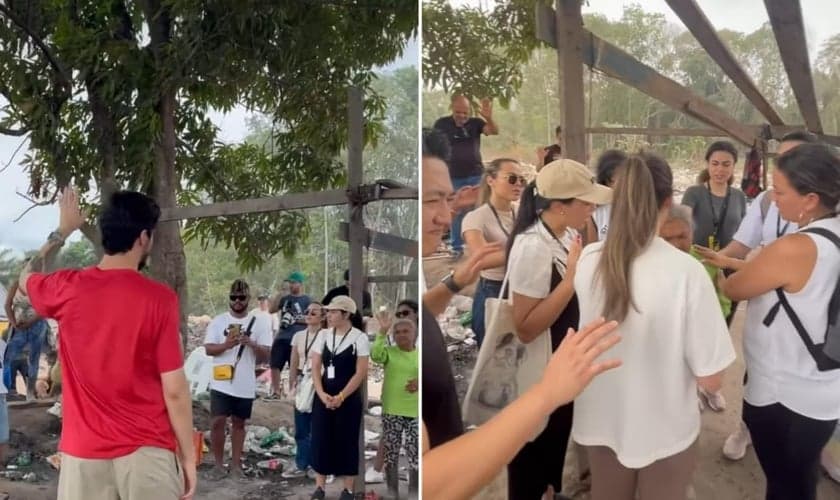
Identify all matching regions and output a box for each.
[505,159,612,499]
[462,158,526,346]
[283,303,327,479]
[309,296,370,500]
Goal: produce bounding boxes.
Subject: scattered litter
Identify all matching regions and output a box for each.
[447,345,459,353]
[47,401,62,418]
[256,458,284,470]
[23,472,38,482]
[16,451,32,467]
[364,450,377,459]
[0,471,22,480]
[5,465,16,470]
[364,430,380,443]
[368,406,382,416]
[184,347,213,398]
[46,453,62,470]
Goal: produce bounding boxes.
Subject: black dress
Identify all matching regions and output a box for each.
[310,330,364,476]
[508,264,579,500]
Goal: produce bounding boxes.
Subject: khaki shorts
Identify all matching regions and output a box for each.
[58,446,182,500]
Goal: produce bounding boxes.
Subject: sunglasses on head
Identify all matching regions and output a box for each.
[501,174,527,186]
[229,294,248,302]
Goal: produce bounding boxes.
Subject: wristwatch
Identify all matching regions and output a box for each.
[441,270,463,294]
[47,230,66,246]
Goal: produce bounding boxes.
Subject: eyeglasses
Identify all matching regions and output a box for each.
[229,295,248,302]
[395,310,413,318]
[502,174,527,186]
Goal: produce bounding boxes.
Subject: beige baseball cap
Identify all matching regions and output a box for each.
[536,159,613,205]
[325,295,357,314]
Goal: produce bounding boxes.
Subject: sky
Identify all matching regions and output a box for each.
[0,36,417,254]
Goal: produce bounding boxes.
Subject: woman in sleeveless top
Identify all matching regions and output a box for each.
[723,143,840,500]
[309,296,370,500]
[462,158,524,346]
[505,159,612,500]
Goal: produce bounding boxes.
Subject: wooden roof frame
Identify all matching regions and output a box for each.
[536,0,840,156]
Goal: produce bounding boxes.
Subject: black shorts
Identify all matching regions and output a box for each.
[210,390,254,420]
[270,337,292,369]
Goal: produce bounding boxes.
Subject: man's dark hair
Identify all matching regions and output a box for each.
[98,191,161,255]
[595,149,628,186]
[397,299,419,314]
[422,127,450,162]
[555,125,563,136]
[780,130,819,144]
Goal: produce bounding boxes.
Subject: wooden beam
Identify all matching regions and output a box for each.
[338,223,418,259]
[536,4,758,146]
[587,126,731,137]
[764,0,823,133]
[367,274,416,284]
[159,190,347,221]
[556,0,586,162]
[346,86,367,495]
[664,0,784,125]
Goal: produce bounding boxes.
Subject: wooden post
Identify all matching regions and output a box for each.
[556,0,586,163]
[347,87,367,497]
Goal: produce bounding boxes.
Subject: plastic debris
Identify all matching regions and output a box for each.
[364,430,380,443]
[23,472,38,482]
[16,451,32,467]
[256,458,284,470]
[368,406,383,416]
[47,401,62,418]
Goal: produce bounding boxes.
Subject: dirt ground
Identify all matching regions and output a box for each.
[1,396,412,500]
[423,254,840,500]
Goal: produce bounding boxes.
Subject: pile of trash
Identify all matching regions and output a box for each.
[439,294,477,351]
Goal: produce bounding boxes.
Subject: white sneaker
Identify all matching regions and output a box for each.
[281,465,307,479]
[722,423,752,460]
[326,475,336,484]
[365,466,385,484]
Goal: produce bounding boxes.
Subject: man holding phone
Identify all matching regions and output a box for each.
[204,279,273,479]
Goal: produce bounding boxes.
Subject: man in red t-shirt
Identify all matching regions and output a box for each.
[18,187,196,500]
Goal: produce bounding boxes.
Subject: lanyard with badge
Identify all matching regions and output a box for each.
[302,330,317,373]
[488,204,515,238]
[540,217,570,274]
[327,327,352,380]
[706,184,731,250]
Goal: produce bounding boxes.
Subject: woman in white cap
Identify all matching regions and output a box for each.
[309,295,370,500]
[573,152,735,500]
[504,158,612,499]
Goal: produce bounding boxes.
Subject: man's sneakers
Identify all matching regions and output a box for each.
[282,464,307,479]
[310,487,326,500]
[365,465,385,484]
[722,422,752,460]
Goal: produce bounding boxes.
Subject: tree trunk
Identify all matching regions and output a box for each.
[144,0,189,348]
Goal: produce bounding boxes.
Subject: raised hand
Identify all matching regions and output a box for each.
[478,98,493,121]
[58,186,85,237]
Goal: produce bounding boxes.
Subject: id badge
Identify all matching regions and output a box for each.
[327,365,335,380]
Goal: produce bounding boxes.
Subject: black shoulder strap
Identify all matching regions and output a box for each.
[763,226,840,369]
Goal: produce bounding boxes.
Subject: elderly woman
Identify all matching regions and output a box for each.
[462,158,525,346]
[309,296,370,500]
[371,318,419,498]
[722,143,840,500]
[660,205,731,413]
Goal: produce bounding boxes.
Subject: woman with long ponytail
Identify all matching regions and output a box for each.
[572,153,736,500]
[505,159,612,499]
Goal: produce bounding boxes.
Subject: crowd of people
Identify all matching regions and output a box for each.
[423,94,840,500]
[0,182,419,500]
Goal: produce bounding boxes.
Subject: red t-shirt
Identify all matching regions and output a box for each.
[27,267,184,459]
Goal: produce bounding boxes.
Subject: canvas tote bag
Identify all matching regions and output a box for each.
[462,262,553,441]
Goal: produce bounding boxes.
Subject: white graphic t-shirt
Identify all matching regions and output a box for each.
[204,311,273,399]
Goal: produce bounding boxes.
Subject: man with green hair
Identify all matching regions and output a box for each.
[269,271,311,399]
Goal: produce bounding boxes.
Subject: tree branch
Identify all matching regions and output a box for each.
[0,137,28,174]
[0,3,72,87]
[13,189,58,223]
[0,125,28,136]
